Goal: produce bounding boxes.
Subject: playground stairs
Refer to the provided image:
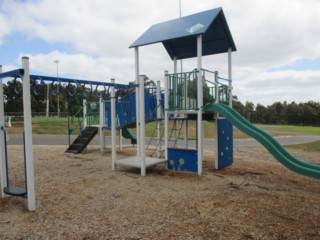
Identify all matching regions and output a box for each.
[168,117,185,147]
[146,118,165,157]
[66,126,98,154]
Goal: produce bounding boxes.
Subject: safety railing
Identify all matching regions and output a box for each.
[67,101,100,145]
[166,69,231,111]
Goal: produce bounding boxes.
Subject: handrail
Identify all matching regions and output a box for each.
[67,101,99,146]
[167,69,231,110]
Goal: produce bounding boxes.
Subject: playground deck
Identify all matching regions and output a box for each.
[1,145,319,239]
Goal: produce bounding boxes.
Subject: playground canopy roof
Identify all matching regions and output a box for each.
[129,7,236,60]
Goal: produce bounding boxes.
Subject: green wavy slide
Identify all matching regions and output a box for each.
[121,128,137,145]
[203,103,320,179]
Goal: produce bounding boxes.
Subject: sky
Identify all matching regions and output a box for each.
[0,0,319,106]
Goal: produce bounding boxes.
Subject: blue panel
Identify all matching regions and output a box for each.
[117,102,125,127]
[217,118,233,169]
[145,90,157,121]
[117,95,136,128]
[167,148,198,173]
[105,102,111,128]
[130,7,236,60]
[130,8,220,48]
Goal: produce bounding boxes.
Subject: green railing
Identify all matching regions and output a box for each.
[67,101,99,145]
[167,69,230,111]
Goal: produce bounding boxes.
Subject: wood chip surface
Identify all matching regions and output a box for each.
[0,145,319,239]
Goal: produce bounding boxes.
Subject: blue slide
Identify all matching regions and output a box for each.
[203,103,320,179]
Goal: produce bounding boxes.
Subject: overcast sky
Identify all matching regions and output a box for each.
[0,0,319,106]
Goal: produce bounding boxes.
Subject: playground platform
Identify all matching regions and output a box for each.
[115,156,166,169]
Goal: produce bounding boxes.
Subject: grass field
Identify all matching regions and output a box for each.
[6,117,320,152]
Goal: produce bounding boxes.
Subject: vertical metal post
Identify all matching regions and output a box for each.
[0,65,7,198]
[45,83,49,118]
[184,120,188,148]
[83,99,87,128]
[111,79,116,171]
[228,48,233,107]
[99,98,105,151]
[164,71,169,162]
[215,71,219,104]
[156,80,162,158]
[134,47,140,158]
[174,57,178,74]
[173,57,178,140]
[214,71,219,169]
[196,35,203,176]
[119,129,123,150]
[139,75,146,176]
[22,57,36,211]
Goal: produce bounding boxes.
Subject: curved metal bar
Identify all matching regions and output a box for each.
[13,75,23,95]
[100,86,111,100]
[31,77,45,96]
[50,78,62,96]
[95,83,106,98]
[66,79,78,97]
[81,81,93,98]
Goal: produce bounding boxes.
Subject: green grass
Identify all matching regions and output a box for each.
[32,117,69,134]
[8,118,320,152]
[258,124,320,135]
[8,118,320,137]
[286,141,320,152]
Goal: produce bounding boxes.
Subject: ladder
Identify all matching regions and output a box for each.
[168,117,185,147]
[146,119,165,157]
[66,126,98,154]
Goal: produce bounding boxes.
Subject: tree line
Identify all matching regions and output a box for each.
[232,97,320,126]
[3,80,100,117]
[2,80,320,126]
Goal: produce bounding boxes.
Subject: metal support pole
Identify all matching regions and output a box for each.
[83,99,87,128]
[215,71,219,104]
[0,65,7,198]
[99,98,105,151]
[184,120,188,148]
[22,57,36,211]
[228,48,233,107]
[111,79,116,171]
[174,57,178,74]
[134,47,140,158]
[196,35,203,176]
[45,83,49,118]
[139,75,146,176]
[119,129,123,150]
[156,80,162,158]
[164,71,169,162]
[215,71,219,169]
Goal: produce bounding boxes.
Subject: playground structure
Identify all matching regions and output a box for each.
[1,7,320,212]
[0,57,137,211]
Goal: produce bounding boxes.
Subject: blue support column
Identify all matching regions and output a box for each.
[216,118,233,169]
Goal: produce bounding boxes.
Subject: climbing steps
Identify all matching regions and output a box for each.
[168,117,185,147]
[146,119,165,157]
[66,126,98,154]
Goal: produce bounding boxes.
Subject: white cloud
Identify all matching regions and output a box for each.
[234,69,320,105]
[0,13,10,45]
[1,0,319,105]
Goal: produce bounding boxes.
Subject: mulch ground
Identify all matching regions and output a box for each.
[0,145,319,239]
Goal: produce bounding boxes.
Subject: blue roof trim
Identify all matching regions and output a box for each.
[129,7,236,60]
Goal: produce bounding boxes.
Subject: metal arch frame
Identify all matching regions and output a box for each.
[0,57,137,211]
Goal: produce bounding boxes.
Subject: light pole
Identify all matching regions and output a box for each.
[45,81,49,118]
[54,60,60,117]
